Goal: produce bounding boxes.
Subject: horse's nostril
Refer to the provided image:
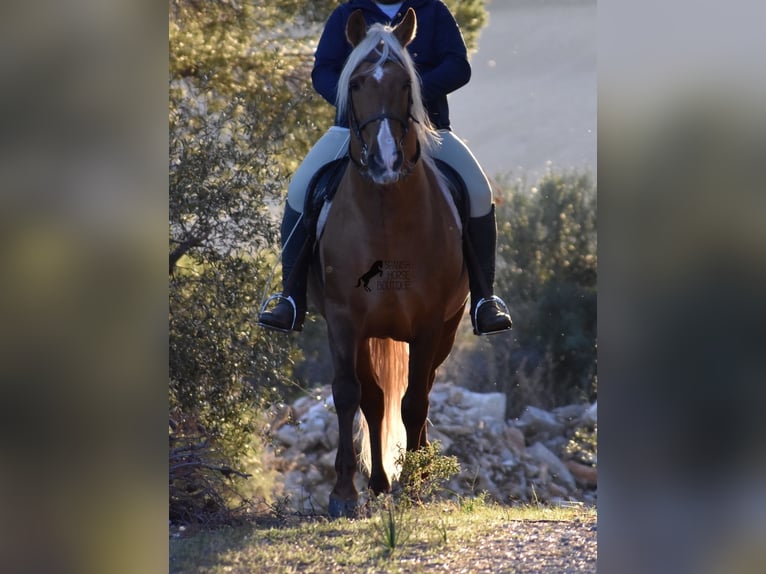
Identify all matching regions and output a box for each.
[369,153,384,171]
[393,151,403,171]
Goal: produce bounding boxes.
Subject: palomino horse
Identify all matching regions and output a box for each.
[308,8,469,517]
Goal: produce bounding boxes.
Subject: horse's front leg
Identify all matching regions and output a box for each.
[357,343,390,495]
[327,321,362,518]
[401,332,440,451]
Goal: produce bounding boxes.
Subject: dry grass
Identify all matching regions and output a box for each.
[170,499,596,573]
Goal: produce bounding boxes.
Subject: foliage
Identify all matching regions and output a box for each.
[169,416,255,525]
[493,169,597,407]
[370,496,415,556]
[169,0,331,522]
[444,0,489,54]
[502,170,596,407]
[170,500,596,572]
[564,417,597,467]
[397,441,461,503]
[453,170,597,415]
[458,490,491,513]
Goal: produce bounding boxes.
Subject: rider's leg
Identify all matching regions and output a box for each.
[258,127,350,332]
[432,130,512,335]
[257,204,310,331]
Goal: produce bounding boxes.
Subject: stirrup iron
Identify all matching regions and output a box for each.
[473,295,512,337]
[258,293,298,333]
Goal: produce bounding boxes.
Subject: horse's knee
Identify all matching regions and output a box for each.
[401,394,428,425]
[332,380,361,413]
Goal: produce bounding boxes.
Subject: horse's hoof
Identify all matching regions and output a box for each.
[328,496,358,519]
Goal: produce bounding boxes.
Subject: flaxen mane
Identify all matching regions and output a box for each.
[336,23,441,157]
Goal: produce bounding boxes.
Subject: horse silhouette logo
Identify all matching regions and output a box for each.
[355,260,384,292]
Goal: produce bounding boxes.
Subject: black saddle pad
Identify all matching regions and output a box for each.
[433,158,470,228]
[303,157,349,230]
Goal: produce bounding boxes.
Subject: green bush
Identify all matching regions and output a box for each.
[447,170,597,415]
[497,170,596,412]
[397,442,461,504]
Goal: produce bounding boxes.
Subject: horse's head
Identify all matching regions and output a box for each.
[338,9,436,185]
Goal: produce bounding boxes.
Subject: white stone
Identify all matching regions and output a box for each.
[517,406,565,436]
[582,401,597,426]
[450,387,506,425]
[553,403,586,423]
[525,442,576,492]
[275,424,298,447]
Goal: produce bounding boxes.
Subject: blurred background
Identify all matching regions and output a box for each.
[2,0,765,573]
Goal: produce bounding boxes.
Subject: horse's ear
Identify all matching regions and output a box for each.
[346,9,367,47]
[393,7,417,47]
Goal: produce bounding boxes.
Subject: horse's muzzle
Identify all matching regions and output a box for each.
[367,149,404,184]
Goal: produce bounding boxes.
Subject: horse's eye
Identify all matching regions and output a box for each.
[402,82,411,91]
[350,80,361,91]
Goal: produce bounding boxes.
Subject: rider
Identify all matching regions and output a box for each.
[259,0,512,336]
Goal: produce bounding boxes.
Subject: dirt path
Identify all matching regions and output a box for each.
[386,517,597,574]
[450,0,597,183]
[170,508,597,573]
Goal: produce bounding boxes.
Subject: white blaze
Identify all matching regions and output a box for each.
[371,64,398,179]
[377,119,398,172]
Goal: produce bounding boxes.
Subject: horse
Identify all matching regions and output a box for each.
[307,8,469,518]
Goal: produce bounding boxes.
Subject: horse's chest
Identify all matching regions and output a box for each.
[319,188,465,321]
[322,223,460,310]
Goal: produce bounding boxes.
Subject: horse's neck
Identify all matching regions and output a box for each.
[351,166,434,221]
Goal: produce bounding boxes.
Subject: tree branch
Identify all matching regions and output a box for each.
[169,236,203,274]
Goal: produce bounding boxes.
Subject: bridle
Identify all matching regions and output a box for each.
[346,56,421,176]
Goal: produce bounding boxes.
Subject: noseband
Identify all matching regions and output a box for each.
[347,56,421,176]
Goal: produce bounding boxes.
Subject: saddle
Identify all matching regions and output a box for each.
[433,158,470,229]
[303,157,349,234]
[302,156,470,236]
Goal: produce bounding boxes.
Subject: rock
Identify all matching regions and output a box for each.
[501,456,519,469]
[565,460,597,487]
[319,450,336,471]
[553,404,586,423]
[516,406,565,438]
[448,386,506,425]
[503,426,526,455]
[542,436,568,454]
[304,464,322,486]
[523,462,540,478]
[269,403,293,432]
[275,424,299,447]
[437,424,475,437]
[427,425,453,453]
[300,403,331,432]
[298,431,325,451]
[291,395,315,420]
[525,442,576,492]
[265,383,596,508]
[324,420,339,450]
[547,482,570,498]
[582,401,597,426]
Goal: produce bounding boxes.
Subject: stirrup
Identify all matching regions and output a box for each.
[257,293,298,333]
[473,295,513,336]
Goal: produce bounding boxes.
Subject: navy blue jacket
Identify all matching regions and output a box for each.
[312,0,471,130]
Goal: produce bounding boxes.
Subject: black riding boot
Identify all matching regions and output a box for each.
[465,205,513,335]
[258,204,311,332]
